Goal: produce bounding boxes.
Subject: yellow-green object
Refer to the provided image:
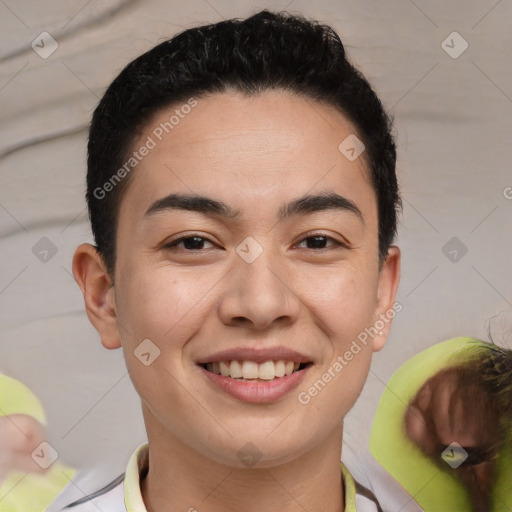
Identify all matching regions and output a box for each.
[369,336,512,512]
[0,373,76,512]
[0,464,76,512]
[0,375,46,426]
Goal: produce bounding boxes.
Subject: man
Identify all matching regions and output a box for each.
[53,9,401,511]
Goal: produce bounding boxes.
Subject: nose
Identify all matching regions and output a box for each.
[217,247,301,331]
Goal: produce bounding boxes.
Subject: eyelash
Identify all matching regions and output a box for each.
[163,233,347,252]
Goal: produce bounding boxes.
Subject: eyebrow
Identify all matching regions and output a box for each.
[143,190,365,225]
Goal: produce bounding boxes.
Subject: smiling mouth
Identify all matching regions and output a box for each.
[199,360,312,381]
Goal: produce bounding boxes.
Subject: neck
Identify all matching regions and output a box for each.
[140,406,345,512]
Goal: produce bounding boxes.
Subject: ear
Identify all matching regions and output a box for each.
[372,245,401,352]
[71,243,122,350]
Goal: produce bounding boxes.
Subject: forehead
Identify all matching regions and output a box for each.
[119,90,376,229]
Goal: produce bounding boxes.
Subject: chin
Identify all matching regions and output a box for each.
[198,428,318,469]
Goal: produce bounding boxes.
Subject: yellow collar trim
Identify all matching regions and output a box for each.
[124,443,358,511]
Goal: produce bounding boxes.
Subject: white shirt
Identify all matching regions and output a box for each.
[47,442,383,511]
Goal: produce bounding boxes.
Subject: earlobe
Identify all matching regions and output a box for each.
[71,243,122,350]
[372,245,401,352]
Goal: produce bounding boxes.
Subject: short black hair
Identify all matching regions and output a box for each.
[86,9,402,280]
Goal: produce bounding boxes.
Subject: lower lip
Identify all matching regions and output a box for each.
[199,365,311,403]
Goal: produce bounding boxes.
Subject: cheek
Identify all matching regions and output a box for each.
[299,344,372,431]
[303,262,378,335]
[114,267,201,405]
[332,340,373,400]
[116,265,210,345]
[299,265,376,412]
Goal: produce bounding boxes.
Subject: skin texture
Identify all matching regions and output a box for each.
[72,90,401,512]
[404,365,503,512]
[0,414,49,479]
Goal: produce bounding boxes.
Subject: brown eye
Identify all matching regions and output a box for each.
[296,234,345,250]
[163,235,216,251]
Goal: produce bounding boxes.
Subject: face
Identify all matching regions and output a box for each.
[74,89,400,467]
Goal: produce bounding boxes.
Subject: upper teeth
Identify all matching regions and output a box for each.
[205,360,301,380]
